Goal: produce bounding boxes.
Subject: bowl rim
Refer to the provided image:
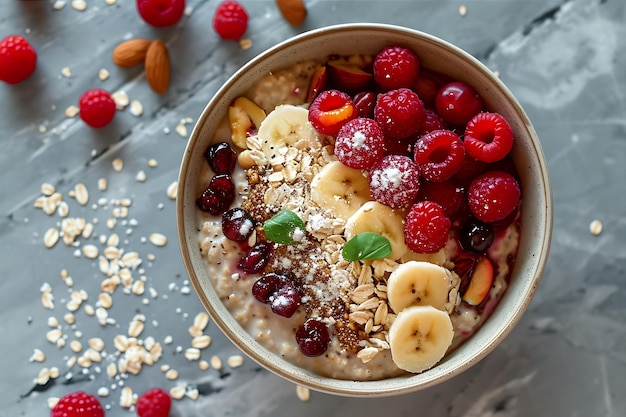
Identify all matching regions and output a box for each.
[177,22,553,397]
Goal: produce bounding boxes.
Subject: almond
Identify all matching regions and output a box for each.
[145,40,171,95]
[112,39,152,68]
[275,0,307,27]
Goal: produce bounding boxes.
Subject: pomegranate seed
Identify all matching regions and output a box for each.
[368,155,421,209]
[205,142,237,174]
[295,319,330,357]
[334,118,385,169]
[414,129,465,182]
[237,242,273,274]
[467,171,521,223]
[404,200,451,254]
[196,174,235,215]
[373,46,420,91]
[374,88,425,140]
[435,81,484,126]
[463,112,514,163]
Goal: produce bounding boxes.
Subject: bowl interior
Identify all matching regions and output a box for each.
[177,23,552,396]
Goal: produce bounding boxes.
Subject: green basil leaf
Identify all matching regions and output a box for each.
[263,210,306,245]
[342,232,392,262]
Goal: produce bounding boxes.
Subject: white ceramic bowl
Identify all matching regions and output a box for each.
[177,23,553,396]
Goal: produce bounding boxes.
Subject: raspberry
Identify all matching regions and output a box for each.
[0,35,37,84]
[213,1,248,40]
[463,112,514,163]
[335,118,385,169]
[467,171,521,223]
[414,69,449,108]
[368,155,421,209]
[404,201,451,254]
[136,388,171,417]
[435,81,484,126]
[136,0,185,27]
[417,108,448,136]
[373,46,420,91]
[308,89,357,136]
[414,129,465,182]
[51,391,104,417]
[78,89,116,128]
[417,179,466,220]
[374,88,425,140]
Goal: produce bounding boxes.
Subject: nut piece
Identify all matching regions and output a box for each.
[145,40,171,94]
[275,0,307,26]
[112,39,152,68]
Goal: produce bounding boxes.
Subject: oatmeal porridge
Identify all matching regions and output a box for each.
[196,46,522,381]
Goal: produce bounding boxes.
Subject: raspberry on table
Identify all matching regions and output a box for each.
[414,129,465,182]
[308,89,357,136]
[404,200,451,254]
[435,81,484,126]
[78,89,116,128]
[467,170,521,223]
[136,0,186,27]
[136,388,172,417]
[213,0,249,40]
[335,118,385,169]
[51,391,104,417]
[0,35,37,84]
[463,112,514,163]
[373,46,420,91]
[374,88,425,140]
[368,154,421,209]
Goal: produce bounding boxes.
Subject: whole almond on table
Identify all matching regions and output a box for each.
[145,39,171,95]
[276,0,307,26]
[112,38,152,67]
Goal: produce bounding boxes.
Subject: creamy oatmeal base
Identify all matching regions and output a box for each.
[196,62,520,381]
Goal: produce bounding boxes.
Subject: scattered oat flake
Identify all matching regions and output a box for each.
[149,233,167,247]
[31,349,46,363]
[227,355,244,368]
[210,355,222,370]
[112,91,129,109]
[98,68,110,81]
[74,183,89,206]
[52,1,66,10]
[198,360,210,371]
[97,387,110,397]
[459,4,467,16]
[119,386,133,409]
[165,369,179,380]
[105,0,117,5]
[65,105,79,118]
[61,67,72,78]
[240,39,252,50]
[130,100,143,117]
[98,178,108,191]
[44,228,60,248]
[296,385,310,402]
[170,386,185,400]
[590,219,603,236]
[166,181,178,200]
[112,158,124,172]
[71,0,87,11]
[82,244,99,259]
[48,397,59,409]
[135,170,147,182]
[175,123,187,138]
[148,159,158,168]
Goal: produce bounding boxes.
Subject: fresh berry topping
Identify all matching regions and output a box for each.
[353,91,376,118]
[404,200,451,253]
[0,35,37,84]
[306,65,327,103]
[373,46,419,91]
[435,81,484,126]
[205,142,237,174]
[327,60,373,93]
[136,388,171,417]
[467,171,521,223]
[308,89,357,136]
[213,0,248,40]
[417,179,466,220]
[335,118,385,169]
[196,174,236,215]
[368,155,421,209]
[374,88,425,140]
[237,241,273,274]
[414,129,465,182]
[252,273,301,318]
[414,70,448,108]
[295,319,330,357]
[461,256,494,306]
[451,156,490,187]
[463,112,514,163]
[222,208,256,242]
[417,108,448,136]
[383,137,413,157]
[78,89,116,128]
[51,391,104,417]
[458,217,494,254]
[136,0,185,27]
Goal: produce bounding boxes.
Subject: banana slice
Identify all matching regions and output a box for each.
[388,305,454,373]
[345,201,409,260]
[256,104,315,162]
[310,161,371,221]
[400,248,448,267]
[387,261,452,312]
